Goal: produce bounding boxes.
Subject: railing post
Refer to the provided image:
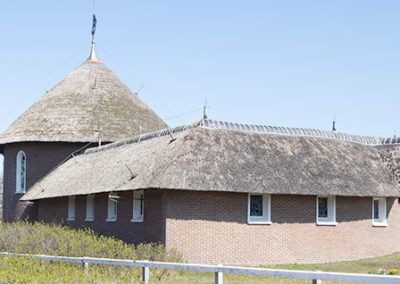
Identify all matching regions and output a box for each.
[83,257,89,275]
[215,264,223,284]
[312,270,322,284]
[142,260,149,284]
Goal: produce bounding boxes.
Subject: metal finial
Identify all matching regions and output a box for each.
[87,35,100,62]
[87,2,101,62]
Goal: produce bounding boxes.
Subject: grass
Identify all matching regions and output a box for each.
[158,253,400,284]
[0,221,398,283]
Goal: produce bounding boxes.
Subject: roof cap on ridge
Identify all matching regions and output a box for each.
[84,118,400,156]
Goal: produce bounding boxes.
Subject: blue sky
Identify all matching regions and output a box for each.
[0,0,399,143]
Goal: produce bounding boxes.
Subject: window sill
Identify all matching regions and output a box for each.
[248,220,272,225]
[106,218,117,222]
[66,218,75,222]
[15,192,26,194]
[85,218,94,222]
[316,221,337,226]
[130,218,144,223]
[372,222,387,227]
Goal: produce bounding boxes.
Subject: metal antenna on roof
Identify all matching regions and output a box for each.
[332,113,336,131]
[203,98,208,120]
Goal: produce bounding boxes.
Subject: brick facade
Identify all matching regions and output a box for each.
[164,191,400,265]
[35,188,400,265]
[2,142,86,221]
[38,189,165,244]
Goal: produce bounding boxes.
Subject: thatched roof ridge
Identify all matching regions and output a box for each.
[21,121,400,201]
[202,119,399,145]
[0,61,167,145]
[84,118,399,157]
[85,121,201,155]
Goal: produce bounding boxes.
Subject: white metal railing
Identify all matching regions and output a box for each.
[1,252,399,284]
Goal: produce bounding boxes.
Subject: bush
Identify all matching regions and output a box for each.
[0,220,183,283]
[387,268,399,275]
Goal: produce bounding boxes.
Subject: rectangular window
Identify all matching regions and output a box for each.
[316,196,336,225]
[372,197,387,226]
[107,193,118,222]
[248,194,271,224]
[131,190,144,222]
[67,196,75,221]
[85,194,95,221]
[373,200,379,219]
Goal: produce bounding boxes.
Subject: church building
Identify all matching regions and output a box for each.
[1,14,400,265]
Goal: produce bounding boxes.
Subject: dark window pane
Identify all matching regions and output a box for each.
[140,194,144,215]
[318,198,328,218]
[374,200,379,219]
[250,195,263,216]
[20,154,26,189]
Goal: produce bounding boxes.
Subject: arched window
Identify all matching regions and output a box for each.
[16,151,26,193]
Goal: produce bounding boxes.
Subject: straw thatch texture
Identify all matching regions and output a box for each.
[21,125,400,201]
[0,62,166,144]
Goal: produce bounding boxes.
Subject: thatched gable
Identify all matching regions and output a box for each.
[0,62,167,145]
[21,120,400,201]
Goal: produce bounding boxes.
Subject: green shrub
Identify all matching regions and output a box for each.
[0,220,183,283]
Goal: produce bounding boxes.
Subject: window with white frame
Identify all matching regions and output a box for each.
[248,194,271,224]
[107,193,118,222]
[131,190,144,222]
[372,197,387,226]
[16,151,26,193]
[85,194,95,221]
[67,196,75,221]
[316,196,336,225]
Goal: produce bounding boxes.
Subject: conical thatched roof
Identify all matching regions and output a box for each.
[0,61,167,144]
[21,120,400,201]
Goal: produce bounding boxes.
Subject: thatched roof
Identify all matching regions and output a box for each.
[21,120,400,201]
[0,61,167,145]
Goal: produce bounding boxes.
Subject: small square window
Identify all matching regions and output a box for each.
[107,193,118,222]
[85,194,95,221]
[316,196,336,225]
[131,190,144,222]
[67,196,75,221]
[248,194,271,224]
[372,198,387,227]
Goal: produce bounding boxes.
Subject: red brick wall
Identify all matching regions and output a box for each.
[38,189,165,244]
[35,188,400,265]
[164,190,400,265]
[2,142,86,221]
